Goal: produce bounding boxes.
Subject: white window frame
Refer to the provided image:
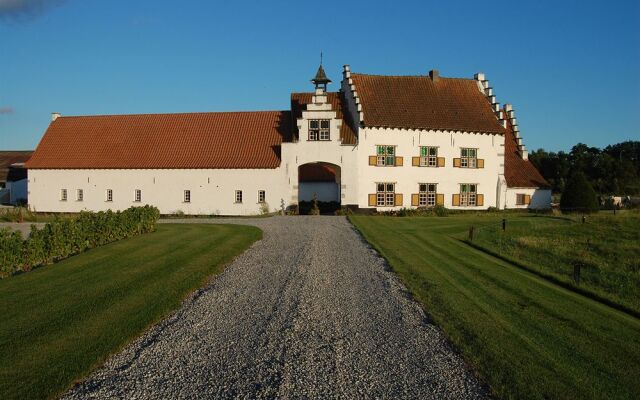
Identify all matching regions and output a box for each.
[460,148,478,168]
[460,184,477,206]
[235,190,243,204]
[419,183,437,207]
[376,182,396,207]
[134,189,142,203]
[309,119,330,141]
[376,145,396,167]
[60,189,67,202]
[258,190,266,203]
[420,146,438,167]
[184,190,191,203]
[76,189,83,202]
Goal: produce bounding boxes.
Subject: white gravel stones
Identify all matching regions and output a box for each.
[63,216,489,399]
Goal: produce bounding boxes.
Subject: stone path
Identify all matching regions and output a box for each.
[63,216,488,399]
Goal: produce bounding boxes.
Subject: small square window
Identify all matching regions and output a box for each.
[184,190,191,203]
[61,189,67,201]
[235,190,243,203]
[459,184,477,206]
[376,182,396,207]
[77,189,83,202]
[106,189,113,202]
[461,148,478,168]
[376,145,397,166]
[309,119,330,141]
[258,190,266,203]
[134,189,142,202]
[418,183,437,206]
[419,146,438,167]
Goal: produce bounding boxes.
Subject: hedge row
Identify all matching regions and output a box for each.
[0,206,160,278]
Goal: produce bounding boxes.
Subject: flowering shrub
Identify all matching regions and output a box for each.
[0,206,159,278]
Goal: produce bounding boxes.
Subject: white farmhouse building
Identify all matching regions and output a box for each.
[25,65,551,215]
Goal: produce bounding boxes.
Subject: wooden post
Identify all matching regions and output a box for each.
[502,218,506,231]
[468,226,474,241]
[582,215,586,224]
[573,263,581,285]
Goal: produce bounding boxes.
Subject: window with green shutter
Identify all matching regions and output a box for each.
[376,145,396,166]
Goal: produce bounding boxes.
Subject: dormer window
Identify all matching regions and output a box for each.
[309,119,330,141]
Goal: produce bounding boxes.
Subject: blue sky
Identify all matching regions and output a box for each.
[1,0,638,151]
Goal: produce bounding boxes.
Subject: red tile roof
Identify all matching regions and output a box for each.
[290,92,358,145]
[350,73,505,134]
[503,111,549,188]
[0,151,32,182]
[26,112,292,169]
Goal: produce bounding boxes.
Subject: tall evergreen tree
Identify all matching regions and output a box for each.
[560,171,599,213]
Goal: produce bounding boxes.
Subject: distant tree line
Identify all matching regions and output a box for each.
[529,141,640,195]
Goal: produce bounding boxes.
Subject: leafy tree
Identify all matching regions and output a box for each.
[530,140,640,196]
[560,171,599,213]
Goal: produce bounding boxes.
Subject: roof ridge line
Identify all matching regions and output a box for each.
[55,110,290,119]
[350,72,474,80]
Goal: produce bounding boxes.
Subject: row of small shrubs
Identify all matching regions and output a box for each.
[0,206,160,278]
[377,205,449,217]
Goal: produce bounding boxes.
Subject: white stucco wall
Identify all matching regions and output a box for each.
[356,127,505,210]
[505,187,552,209]
[27,168,289,215]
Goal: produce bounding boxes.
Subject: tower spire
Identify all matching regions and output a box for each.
[311,53,331,92]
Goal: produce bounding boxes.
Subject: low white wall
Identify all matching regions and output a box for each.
[28,168,289,215]
[505,188,552,209]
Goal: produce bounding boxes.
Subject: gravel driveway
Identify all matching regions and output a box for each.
[63,216,488,399]
[0,222,45,237]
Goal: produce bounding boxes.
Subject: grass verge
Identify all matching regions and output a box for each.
[0,223,261,400]
[350,215,640,400]
[468,214,640,315]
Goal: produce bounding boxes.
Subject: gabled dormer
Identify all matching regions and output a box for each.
[288,64,357,145]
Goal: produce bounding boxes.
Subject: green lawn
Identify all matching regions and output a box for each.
[350,215,640,400]
[0,223,261,400]
[470,213,640,314]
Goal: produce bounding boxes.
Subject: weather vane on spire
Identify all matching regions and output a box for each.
[320,51,323,65]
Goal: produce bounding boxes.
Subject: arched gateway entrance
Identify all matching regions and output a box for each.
[297,162,341,214]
